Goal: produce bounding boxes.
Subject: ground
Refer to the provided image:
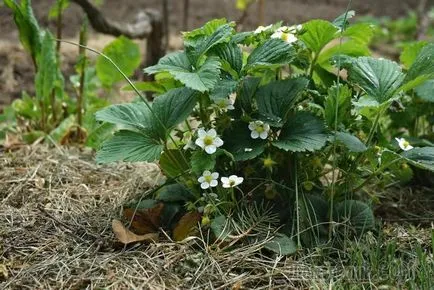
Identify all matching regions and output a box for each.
[0,145,433,289]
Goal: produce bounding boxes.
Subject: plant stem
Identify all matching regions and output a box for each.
[77,18,88,127]
[294,155,301,247]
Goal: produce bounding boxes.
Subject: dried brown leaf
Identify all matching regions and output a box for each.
[112,219,158,244]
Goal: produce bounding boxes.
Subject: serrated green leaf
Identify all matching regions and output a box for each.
[85,122,114,149]
[333,200,375,235]
[96,130,163,163]
[264,233,297,256]
[186,24,234,64]
[402,147,434,172]
[300,19,338,54]
[256,77,309,125]
[236,77,261,113]
[145,52,221,92]
[157,183,196,202]
[121,81,166,94]
[211,42,243,76]
[318,41,370,71]
[35,32,57,103]
[245,38,296,71]
[211,215,232,240]
[159,150,190,178]
[223,121,266,161]
[332,10,355,29]
[272,113,327,152]
[400,41,428,69]
[324,84,352,127]
[346,57,404,104]
[95,102,155,134]
[96,36,141,87]
[334,131,367,152]
[342,23,375,45]
[415,79,434,102]
[152,87,198,133]
[401,43,434,92]
[209,79,238,101]
[183,18,228,40]
[190,150,216,175]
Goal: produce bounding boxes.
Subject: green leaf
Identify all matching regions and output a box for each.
[211,42,243,76]
[346,57,404,104]
[209,79,238,102]
[400,41,427,69]
[96,130,163,163]
[332,10,355,29]
[95,102,155,134]
[49,114,76,142]
[183,18,228,40]
[272,113,327,152]
[245,38,296,71]
[186,24,234,64]
[152,87,198,134]
[236,77,260,113]
[4,0,42,61]
[223,121,267,161]
[159,150,190,178]
[96,36,141,87]
[48,0,70,19]
[318,41,370,72]
[300,20,338,54]
[157,183,196,202]
[334,131,367,153]
[85,122,114,149]
[35,32,58,103]
[402,147,434,172]
[145,52,221,92]
[190,150,216,175]
[342,23,375,45]
[256,77,309,125]
[333,200,375,234]
[211,215,232,240]
[264,233,297,256]
[121,81,166,94]
[324,84,352,127]
[401,43,434,92]
[415,80,434,102]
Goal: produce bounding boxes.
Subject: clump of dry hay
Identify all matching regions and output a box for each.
[0,145,329,289]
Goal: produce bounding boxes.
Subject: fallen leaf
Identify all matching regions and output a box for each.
[2,133,23,151]
[112,219,158,244]
[173,211,201,241]
[123,202,164,235]
[232,281,242,290]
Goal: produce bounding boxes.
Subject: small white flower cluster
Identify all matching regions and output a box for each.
[198,171,244,189]
[254,24,302,44]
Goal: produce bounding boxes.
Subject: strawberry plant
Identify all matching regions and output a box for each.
[93,13,434,253]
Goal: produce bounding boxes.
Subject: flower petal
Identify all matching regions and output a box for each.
[251,131,259,139]
[201,182,210,189]
[198,176,205,183]
[198,128,206,138]
[210,180,218,187]
[208,129,217,138]
[211,172,219,179]
[259,131,268,139]
[203,170,211,176]
[205,145,217,154]
[195,138,205,148]
[213,137,224,147]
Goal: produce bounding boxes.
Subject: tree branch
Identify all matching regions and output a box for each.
[70,0,154,39]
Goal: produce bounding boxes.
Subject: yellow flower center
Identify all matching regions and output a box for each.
[203,136,214,146]
[281,33,289,42]
[229,180,236,186]
[204,175,213,183]
[403,141,410,148]
[256,126,264,133]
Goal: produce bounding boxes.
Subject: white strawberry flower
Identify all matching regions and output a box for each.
[195,128,224,154]
[248,121,270,139]
[198,170,219,189]
[271,25,298,44]
[254,24,273,34]
[215,97,235,111]
[395,137,414,151]
[221,175,244,188]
